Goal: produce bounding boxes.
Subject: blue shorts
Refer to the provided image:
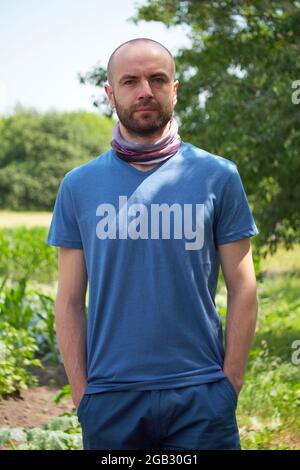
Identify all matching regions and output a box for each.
[76,378,241,450]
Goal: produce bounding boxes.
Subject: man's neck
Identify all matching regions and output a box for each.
[117,120,174,171]
[129,161,159,172]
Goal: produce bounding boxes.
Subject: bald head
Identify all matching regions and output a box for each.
[107,38,176,86]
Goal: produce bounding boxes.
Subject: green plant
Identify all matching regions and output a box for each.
[53,384,71,405]
[0,277,60,366]
[0,277,34,329]
[0,322,41,396]
[35,293,60,365]
[0,415,82,450]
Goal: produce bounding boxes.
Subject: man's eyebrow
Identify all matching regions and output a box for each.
[119,74,138,82]
[150,72,169,79]
[121,74,137,80]
[119,72,170,83]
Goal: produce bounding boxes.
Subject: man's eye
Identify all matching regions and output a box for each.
[152,77,165,83]
[124,80,135,85]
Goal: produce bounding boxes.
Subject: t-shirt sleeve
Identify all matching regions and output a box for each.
[46,176,83,249]
[214,164,259,246]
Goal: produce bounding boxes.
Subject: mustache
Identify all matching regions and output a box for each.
[131,101,160,111]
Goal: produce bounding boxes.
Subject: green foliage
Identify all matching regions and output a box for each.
[253,250,263,279]
[0,277,35,330]
[0,415,82,450]
[35,293,59,365]
[238,343,300,449]
[0,227,61,365]
[0,276,61,372]
[0,427,27,449]
[79,66,113,116]
[0,227,57,283]
[0,107,114,210]
[214,257,300,449]
[53,384,71,405]
[237,271,300,449]
[0,321,41,396]
[240,341,300,420]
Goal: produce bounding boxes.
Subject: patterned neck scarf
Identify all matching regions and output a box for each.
[111,118,181,165]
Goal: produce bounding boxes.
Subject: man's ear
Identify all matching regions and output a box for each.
[173,79,179,105]
[104,83,115,109]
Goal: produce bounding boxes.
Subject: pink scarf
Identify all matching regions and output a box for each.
[111,118,181,165]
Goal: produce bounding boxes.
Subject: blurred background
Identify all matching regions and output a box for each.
[0,0,299,450]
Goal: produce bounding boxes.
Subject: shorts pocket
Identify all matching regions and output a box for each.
[223,376,238,406]
[206,380,237,422]
[76,394,91,421]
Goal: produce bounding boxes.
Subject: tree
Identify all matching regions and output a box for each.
[0,108,114,210]
[81,0,300,255]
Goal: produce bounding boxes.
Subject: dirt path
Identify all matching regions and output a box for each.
[0,386,74,429]
[0,363,73,429]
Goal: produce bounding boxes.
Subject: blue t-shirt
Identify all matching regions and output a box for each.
[47,142,258,394]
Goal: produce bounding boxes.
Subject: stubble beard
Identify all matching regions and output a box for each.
[114,99,173,137]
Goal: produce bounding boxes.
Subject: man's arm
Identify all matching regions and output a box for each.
[218,238,258,396]
[55,247,88,408]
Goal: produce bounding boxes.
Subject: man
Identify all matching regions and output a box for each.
[47,38,258,450]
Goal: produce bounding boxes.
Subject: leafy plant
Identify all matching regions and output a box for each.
[0,322,41,396]
[0,415,82,450]
[35,293,60,365]
[0,276,61,367]
[0,277,34,329]
[53,385,71,405]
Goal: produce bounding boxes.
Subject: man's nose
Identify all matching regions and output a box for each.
[137,79,154,99]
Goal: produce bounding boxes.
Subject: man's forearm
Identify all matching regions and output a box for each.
[223,287,258,393]
[55,301,87,403]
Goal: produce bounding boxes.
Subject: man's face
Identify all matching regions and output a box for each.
[105,43,179,137]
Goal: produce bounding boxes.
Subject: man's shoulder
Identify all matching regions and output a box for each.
[181,142,238,176]
[63,149,111,186]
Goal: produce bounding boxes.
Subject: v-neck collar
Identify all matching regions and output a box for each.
[110,144,182,177]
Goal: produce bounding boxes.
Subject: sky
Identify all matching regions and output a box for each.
[0,0,190,115]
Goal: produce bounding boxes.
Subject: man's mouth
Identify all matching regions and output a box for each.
[135,107,157,112]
